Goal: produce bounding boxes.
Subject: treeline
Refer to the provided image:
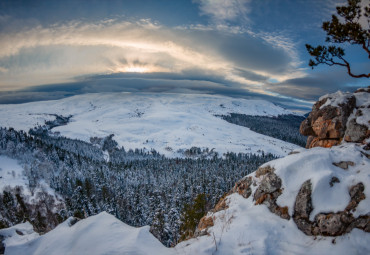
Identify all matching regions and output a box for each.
[0,127,276,246]
[220,114,307,147]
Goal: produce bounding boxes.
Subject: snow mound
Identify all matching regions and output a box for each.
[3,212,172,255]
[0,93,300,157]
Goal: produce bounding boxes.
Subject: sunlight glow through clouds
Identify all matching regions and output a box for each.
[0,17,305,100]
[120,66,149,73]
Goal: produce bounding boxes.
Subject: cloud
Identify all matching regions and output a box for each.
[195,0,251,23]
[0,72,312,112]
[264,66,367,101]
[0,17,303,97]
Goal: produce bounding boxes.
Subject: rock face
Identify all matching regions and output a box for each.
[300,87,370,148]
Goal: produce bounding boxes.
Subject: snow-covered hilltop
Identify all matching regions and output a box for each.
[0,93,299,157]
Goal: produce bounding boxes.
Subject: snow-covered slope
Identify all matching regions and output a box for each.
[3,143,369,255]
[1,212,172,255]
[0,155,62,203]
[0,93,299,157]
[0,156,29,194]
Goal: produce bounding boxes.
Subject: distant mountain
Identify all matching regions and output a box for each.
[0,93,300,157]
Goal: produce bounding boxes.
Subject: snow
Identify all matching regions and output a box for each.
[354,91,370,108]
[319,91,353,109]
[0,156,29,194]
[2,143,369,255]
[0,155,63,204]
[0,93,300,157]
[353,91,370,129]
[3,212,172,255]
[0,222,39,248]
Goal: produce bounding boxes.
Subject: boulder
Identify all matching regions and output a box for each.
[300,87,369,148]
[293,181,369,236]
[254,172,290,220]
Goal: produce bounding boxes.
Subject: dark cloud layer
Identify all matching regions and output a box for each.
[0,73,313,112]
[265,65,368,101]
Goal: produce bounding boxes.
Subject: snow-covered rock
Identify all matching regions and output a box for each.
[0,92,299,157]
[300,87,370,148]
[186,143,370,254]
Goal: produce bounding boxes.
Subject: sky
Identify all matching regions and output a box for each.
[0,0,369,111]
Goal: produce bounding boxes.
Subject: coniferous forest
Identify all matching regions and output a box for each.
[0,126,277,246]
[220,114,306,147]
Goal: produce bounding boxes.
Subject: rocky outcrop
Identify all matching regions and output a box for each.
[253,171,290,220]
[300,87,370,148]
[232,176,253,199]
[332,161,355,170]
[196,155,369,238]
[293,181,369,236]
[194,216,214,237]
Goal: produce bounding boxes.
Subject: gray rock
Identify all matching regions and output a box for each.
[344,118,368,142]
[293,180,369,236]
[293,180,313,235]
[314,213,345,236]
[232,176,252,199]
[255,165,275,178]
[332,161,355,170]
[329,176,340,187]
[254,173,290,220]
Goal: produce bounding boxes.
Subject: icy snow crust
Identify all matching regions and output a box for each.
[0,93,299,157]
[3,144,369,255]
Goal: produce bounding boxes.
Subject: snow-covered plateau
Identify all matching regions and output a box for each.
[2,142,369,255]
[0,93,300,157]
